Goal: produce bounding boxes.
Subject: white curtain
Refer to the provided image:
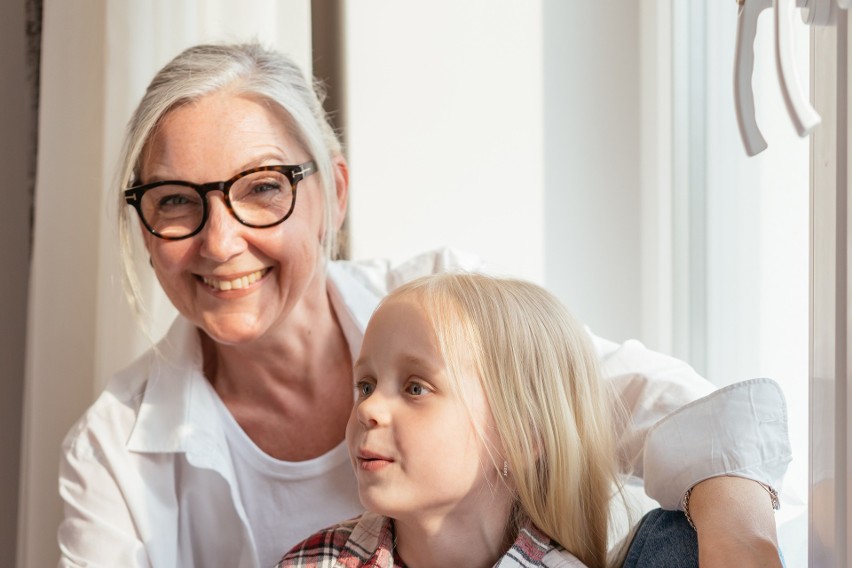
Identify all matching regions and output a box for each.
[19,2,310,566]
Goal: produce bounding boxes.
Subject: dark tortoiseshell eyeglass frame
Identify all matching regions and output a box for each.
[123,161,317,240]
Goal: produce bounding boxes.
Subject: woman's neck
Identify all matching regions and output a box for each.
[203,276,347,391]
[201,283,355,461]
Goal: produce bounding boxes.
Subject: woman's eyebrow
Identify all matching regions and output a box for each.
[140,152,292,184]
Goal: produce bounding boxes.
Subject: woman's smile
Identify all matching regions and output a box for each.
[198,267,272,292]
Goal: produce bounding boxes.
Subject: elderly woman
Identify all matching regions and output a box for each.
[58,43,790,568]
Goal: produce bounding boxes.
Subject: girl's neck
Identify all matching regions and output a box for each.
[392,501,515,568]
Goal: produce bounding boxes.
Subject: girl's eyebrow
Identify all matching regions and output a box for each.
[400,354,438,370]
[353,354,440,371]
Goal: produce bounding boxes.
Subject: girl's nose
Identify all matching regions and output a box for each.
[198,194,248,262]
[355,389,390,428]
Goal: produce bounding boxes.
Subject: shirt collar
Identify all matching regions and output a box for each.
[326,260,383,359]
[497,521,553,567]
[126,315,219,454]
[345,514,554,568]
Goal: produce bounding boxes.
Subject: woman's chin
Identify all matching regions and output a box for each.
[197,314,270,346]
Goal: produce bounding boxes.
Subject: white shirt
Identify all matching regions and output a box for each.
[58,249,792,568]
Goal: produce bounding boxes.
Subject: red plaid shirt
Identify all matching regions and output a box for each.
[277,512,585,568]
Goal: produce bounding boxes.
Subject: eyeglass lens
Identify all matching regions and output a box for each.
[139,170,295,238]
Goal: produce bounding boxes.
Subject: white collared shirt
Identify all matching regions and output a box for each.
[58,249,792,568]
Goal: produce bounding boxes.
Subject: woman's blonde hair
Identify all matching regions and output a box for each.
[386,273,620,568]
[117,42,343,317]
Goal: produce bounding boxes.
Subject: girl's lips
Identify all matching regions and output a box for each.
[198,267,271,291]
[357,449,394,472]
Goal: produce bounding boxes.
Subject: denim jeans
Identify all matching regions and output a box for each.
[621,509,698,568]
[622,509,786,568]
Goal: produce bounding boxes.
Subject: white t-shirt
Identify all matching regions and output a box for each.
[213,385,362,567]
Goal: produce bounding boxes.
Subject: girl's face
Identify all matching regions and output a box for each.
[346,297,509,524]
[139,92,345,346]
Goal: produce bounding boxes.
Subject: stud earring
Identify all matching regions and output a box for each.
[502,460,509,478]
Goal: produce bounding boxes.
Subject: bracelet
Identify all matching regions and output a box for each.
[681,481,780,532]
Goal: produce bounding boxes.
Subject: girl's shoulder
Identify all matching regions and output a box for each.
[276,518,357,568]
[277,513,393,568]
[540,547,588,568]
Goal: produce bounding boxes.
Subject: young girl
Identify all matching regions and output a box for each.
[278,273,622,568]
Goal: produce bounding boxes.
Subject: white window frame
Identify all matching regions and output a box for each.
[810,11,851,567]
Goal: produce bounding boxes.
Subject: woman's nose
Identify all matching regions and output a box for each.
[198,194,248,261]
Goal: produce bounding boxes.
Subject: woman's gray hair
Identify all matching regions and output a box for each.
[117,42,343,318]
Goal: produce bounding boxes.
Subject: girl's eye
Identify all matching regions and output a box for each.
[404,382,430,397]
[355,381,375,398]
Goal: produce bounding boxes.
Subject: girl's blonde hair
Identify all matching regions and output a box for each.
[386,273,620,568]
[117,42,343,318]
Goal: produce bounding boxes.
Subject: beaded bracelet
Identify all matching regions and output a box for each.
[681,481,780,531]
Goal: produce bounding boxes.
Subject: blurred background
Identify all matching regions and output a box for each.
[0,1,810,566]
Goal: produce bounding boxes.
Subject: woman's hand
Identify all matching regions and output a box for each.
[687,476,783,568]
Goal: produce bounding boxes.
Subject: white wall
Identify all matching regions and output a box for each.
[344,0,546,283]
[542,1,643,344]
[344,0,645,345]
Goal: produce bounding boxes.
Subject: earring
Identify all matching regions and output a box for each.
[149,256,153,268]
[502,460,509,478]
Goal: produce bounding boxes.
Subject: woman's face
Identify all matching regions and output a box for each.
[139,92,346,346]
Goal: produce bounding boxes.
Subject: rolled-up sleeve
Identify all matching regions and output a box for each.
[593,334,792,510]
[643,378,792,510]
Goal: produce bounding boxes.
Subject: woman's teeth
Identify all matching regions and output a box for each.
[202,269,267,291]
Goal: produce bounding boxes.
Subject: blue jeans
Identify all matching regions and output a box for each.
[622,509,698,568]
[622,509,786,568]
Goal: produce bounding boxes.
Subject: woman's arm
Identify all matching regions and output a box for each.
[640,378,791,509]
[596,335,791,565]
[688,476,783,568]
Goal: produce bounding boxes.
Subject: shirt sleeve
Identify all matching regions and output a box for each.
[594,333,792,510]
[58,431,152,568]
[642,378,792,510]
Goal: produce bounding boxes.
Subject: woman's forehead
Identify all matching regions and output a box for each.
[140,92,301,181]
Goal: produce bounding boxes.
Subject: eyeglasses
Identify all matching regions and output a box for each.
[124,162,317,240]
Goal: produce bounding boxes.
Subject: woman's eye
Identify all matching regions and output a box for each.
[355,381,375,398]
[159,194,192,207]
[251,182,282,194]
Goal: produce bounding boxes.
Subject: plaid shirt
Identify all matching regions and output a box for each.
[277,512,586,568]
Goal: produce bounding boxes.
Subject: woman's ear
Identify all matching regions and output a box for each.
[331,154,349,231]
